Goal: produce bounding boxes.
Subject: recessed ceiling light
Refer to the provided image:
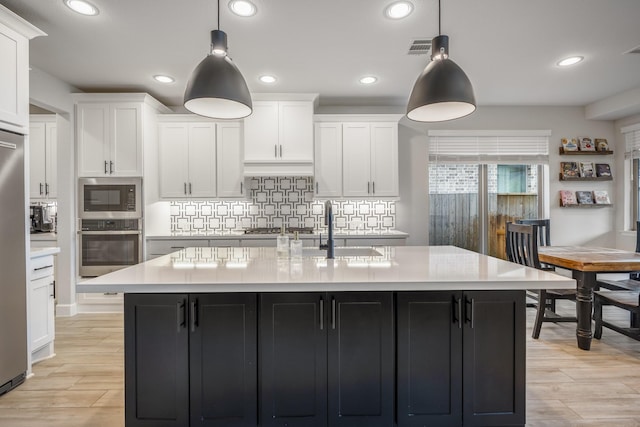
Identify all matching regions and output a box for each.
[557,56,584,67]
[154,75,175,84]
[359,76,378,85]
[229,0,257,17]
[385,1,413,19]
[259,75,277,84]
[64,0,99,16]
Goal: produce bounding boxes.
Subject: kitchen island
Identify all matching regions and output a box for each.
[79,245,574,427]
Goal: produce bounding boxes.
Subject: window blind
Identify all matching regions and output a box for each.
[623,123,640,159]
[428,130,551,164]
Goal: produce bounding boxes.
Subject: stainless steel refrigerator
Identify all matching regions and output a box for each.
[0,128,27,396]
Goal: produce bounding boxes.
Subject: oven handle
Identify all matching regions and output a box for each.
[78,230,142,235]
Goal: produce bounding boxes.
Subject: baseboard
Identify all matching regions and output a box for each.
[55,303,78,317]
[76,303,124,314]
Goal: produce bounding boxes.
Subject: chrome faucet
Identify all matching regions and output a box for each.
[319,200,335,259]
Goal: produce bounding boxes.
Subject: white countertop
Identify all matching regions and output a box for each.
[146,230,409,239]
[77,245,574,293]
[30,232,57,242]
[30,247,60,258]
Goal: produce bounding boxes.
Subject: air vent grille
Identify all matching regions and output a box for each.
[625,44,640,54]
[408,38,432,55]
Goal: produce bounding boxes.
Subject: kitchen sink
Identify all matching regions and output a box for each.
[301,247,383,257]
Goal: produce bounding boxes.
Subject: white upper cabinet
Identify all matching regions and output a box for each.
[315,115,401,198]
[314,122,343,198]
[75,93,170,177]
[158,122,216,199]
[217,122,244,198]
[0,7,44,132]
[243,95,317,176]
[29,116,57,199]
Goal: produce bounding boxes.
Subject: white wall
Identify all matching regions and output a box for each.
[395,106,617,247]
[29,66,80,316]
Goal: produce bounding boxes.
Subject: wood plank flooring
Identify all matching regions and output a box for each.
[0,303,639,426]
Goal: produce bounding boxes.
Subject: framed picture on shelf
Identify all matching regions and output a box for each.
[579,137,595,151]
[560,190,577,206]
[593,190,611,204]
[595,163,612,177]
[561,161,580,178]
[561,138,579,151]
[595,138,609,152]
[579,161,595,178]
[576,190,595,204]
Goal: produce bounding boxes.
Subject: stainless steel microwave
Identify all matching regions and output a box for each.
[78,177,142,219]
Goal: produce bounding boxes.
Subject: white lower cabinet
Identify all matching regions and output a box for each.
[29,254,55,363]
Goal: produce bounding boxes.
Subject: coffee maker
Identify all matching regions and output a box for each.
[30,205,55,233]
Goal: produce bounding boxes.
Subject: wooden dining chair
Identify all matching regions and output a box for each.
[596,220,640,291]
[506,222,576,339]
[593,291,640,341]
[516,219,554,271]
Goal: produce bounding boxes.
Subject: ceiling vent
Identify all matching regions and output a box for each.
[625,44,640,54]
[408,38,432,55]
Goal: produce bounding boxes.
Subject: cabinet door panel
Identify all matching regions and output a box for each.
[342,123,371,197]
[190,293,257,427]
[159,123,190,198]
[188,123,217,198]
[397,292,463,427]
[124,294,189,427]
[370,123,398,197]
[0,23,28,129]
[243,101,279,162]
[462,290,525,427]
[111,103,142,176]
[314,123,342,197]
[29,121,46,199]
[29,275,55,350]
[328,292,394,427]
[260,293,327,427]
[45,123,57,198]
[77,103,110,177]
[217,122,244,197]
[279,101,313,161]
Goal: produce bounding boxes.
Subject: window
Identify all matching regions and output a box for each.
[623,123,640,229]
[428,130,550,258]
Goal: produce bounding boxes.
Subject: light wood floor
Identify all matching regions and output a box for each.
[1,303,640,426]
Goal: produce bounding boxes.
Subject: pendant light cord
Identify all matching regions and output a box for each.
[438,0,441,35]
[217,0,220,30]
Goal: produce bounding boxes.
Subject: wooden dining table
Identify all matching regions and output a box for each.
[538,246,640,350]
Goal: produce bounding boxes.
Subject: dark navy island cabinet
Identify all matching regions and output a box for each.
[125,290,524,427]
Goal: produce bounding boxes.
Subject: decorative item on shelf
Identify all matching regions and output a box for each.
[561,161,580,178]
[595,138,609,152]
[579,161,595,178]
[559,190,578,206]
[593,190,611,205]
[561,138,579,151]
[579,137,595,151]
[576,190,595,204]
[183,0,252,119]
[595,163,612,178]
[406,0,476,122]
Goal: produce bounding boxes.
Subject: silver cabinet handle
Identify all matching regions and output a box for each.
[39,183,43,195]
[104,161,108,174]
[456,298,462,329]
[177,301,186,333]
[189,182,192,195]
[110,161,114,174]
[367,182,370,194]
[319,297,324,330]
[279,145,283,158]
[184,183,187,195]
[465,297,475,329]
[190,299,198,332]
[331,297,336,330]
[34,265,54,271]
[274,144,278,158]
[372,182,375,194]
[240,181,243,194]
[45,183,49,195]
[316,182,319,193]
[50,281,55,298]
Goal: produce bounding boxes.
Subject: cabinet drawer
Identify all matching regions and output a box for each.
[30,255,55,280]
[146,239,210,256]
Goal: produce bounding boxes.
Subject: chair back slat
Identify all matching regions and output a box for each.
[516,218,551,247]
[506,222,541,269]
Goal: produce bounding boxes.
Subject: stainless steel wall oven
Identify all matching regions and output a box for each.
[79,219,142,277]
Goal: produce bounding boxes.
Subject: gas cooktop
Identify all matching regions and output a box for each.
[243,227,315,235]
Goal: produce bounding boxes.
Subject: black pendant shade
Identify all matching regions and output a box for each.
[184,29,252,119]
[407,34,476,122]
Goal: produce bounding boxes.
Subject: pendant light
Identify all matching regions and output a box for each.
[184,0,252,119]
[406,0,476,122]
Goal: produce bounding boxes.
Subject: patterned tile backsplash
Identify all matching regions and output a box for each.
[170,177,396,233]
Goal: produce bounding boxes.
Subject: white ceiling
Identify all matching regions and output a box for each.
[3,0,640,111]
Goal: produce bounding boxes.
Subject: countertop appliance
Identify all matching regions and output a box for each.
[79,219,143,277]
[30,204,55,233]
[78,177,141,219]
[0,129,27,396]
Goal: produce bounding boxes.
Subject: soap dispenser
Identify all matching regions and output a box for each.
[276,225,290,258]
[290,231,303,260]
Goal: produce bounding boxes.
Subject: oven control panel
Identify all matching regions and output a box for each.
[81,219,140,231]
